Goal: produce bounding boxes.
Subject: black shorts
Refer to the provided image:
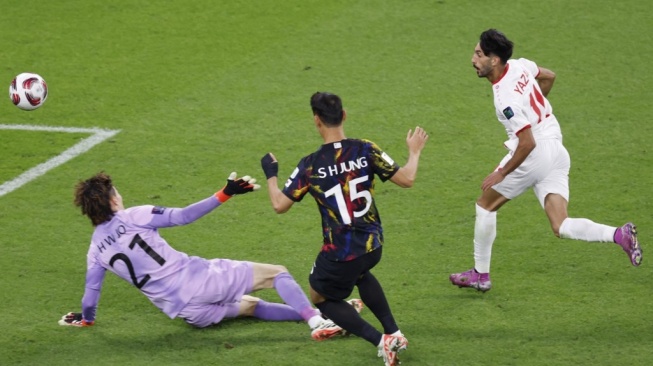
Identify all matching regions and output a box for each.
[309,246,382,301]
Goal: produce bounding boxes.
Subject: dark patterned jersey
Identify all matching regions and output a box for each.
[282,139,400,261]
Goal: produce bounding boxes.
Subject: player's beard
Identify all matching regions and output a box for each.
[473,63,490,78]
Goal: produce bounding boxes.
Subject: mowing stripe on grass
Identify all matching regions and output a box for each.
[0,124,121,197]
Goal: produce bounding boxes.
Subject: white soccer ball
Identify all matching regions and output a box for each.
[9,72,48,111]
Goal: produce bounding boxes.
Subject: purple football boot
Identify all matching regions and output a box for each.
[615,223,642,266]
[449,268,492,292]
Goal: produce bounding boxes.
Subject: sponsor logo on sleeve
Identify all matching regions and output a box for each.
[502,106,515,120]
[151,206,166,215]
[381,152,395,165]
[285,167,299,188]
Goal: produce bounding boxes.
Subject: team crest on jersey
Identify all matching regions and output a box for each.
[502,106,515,119]
[151,206,166,214]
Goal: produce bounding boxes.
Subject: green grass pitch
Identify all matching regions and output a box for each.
[1,0,651,365]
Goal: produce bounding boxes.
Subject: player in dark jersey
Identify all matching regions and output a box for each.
[261,92,428,366]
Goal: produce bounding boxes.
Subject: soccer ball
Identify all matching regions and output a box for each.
[9,73,48,110]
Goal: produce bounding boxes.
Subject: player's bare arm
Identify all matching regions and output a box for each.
[265,176,294,213]
[390,126,429,188]
[535,67,556,97]
[481,127,536,191]
[261,152,294,213]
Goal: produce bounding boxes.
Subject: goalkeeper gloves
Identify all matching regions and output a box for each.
[260,153,278,179]
[215,172,260,203]
[58,312,94,327]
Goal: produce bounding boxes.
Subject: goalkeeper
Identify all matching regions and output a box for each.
[59,171,344,339]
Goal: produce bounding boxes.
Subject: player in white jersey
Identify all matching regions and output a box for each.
[449,29,642,292]
[58,171,358,340]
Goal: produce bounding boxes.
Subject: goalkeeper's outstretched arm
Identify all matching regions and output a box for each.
[148,172,261,227]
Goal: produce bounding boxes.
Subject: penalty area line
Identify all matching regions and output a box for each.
[0,124,121,197]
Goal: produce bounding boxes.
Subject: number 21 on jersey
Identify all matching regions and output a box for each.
[109,234,166,289]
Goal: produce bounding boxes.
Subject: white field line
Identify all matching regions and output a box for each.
[0,124,121,197]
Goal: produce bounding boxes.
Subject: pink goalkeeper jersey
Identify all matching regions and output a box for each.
[492,58,562,145]
[81,196,221,322]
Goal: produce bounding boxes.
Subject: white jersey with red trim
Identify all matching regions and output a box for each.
[492,58,562,145]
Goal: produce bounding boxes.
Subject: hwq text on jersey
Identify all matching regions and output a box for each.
[96,225,127,253]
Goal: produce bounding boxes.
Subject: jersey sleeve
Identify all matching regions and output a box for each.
[494,65,533,137]
[281,157,311,202]
[497,100,532,136]
[367,140,400,182]
[127,196,221,229]
[517,58,539,78]
[82,248,107,322]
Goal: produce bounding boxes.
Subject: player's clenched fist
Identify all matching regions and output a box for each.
[261,153,279,179]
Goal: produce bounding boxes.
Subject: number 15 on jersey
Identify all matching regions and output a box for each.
[324,175,372,225]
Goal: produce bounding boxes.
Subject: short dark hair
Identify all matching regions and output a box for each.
[479,29,513,64]
[74,172,116,226]
[310,92,344,126]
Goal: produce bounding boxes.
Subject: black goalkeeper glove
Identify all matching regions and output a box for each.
[58,312,94,327]
[260,153,278,179]
[215,172,260,202]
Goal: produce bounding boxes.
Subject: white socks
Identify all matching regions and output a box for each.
[471,207,615,275]
[559,218,615,242]
[474,204,497,273]
[308,315,324,329]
